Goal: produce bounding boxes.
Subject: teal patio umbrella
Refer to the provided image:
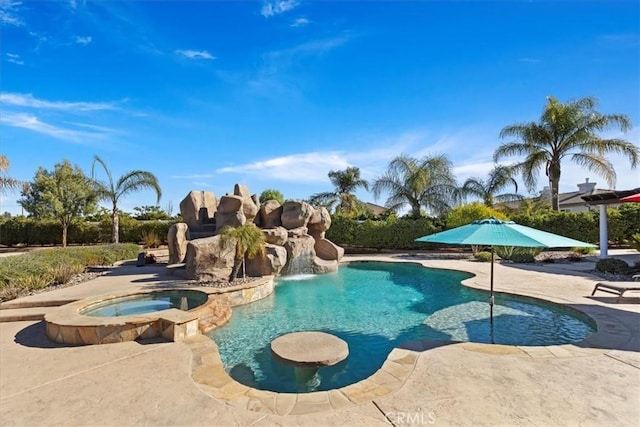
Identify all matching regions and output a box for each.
[415,217,595,324]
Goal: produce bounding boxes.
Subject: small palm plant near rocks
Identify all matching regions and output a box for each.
[219,223,266,282]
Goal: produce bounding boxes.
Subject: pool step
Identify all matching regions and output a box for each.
[0,306,55,322]
[0,299,77,310]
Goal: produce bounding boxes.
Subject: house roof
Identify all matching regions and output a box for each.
[581,187,640,205]
[559,188,612,207]
[364,202,389,216]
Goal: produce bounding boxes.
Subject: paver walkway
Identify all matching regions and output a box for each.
[1,253,639,426]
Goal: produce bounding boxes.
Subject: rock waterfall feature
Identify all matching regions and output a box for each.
[168,186,343,281]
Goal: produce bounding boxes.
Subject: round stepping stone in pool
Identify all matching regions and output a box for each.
[271,331,349,367]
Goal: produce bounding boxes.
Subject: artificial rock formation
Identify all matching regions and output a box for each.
[216,195,246,232]
[180,191,217,230]
[167,223,189,264]
[184,235,236,281]
[281,200,314,230]
[259,200,283,228]
[245,244,287,277]
[171,185,344,281]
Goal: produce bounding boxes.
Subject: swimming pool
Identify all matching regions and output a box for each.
[209,261,594,393]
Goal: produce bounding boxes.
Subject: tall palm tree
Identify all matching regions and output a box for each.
[219,223,266,281]
[0,155,21,193]
[372,154,459,218]
[461,165,522,207]
[494,96,638,211]
[91,155,162,243]
[309,166,369,216]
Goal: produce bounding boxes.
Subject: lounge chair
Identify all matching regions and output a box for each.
[591,281,640,301]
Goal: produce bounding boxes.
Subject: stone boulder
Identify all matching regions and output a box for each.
[216,195,247,232]
[314,238,344,262]
[245,244,287,277]
[234,184,259,223]
[308,207,331,240]
[184,235,236,281]
[287,226,308,237]
[281,200,313,230]
[259,200,283,228]
[313,257,339,274]
[282,235,316,275]
[167,223,190,264]
[179,191,217,229]
[263,227,288,246]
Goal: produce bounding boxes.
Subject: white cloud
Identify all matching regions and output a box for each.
[261,0,298,18]
[175,49,215,60]
[291,17,309,27]
[4,52,23,65]
[518,57,540,64]
[75,35,92,46]
[192,181,211,188]
[217,152,350,183]
[0,0,23,26]
[0,112,110,144]
[0,92,118,111]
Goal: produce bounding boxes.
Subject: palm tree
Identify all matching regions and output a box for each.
[461,165,522,208]
[372,154,459,218]
[494,96,638,211]
[91,155,162,243]
[0,155,21,193]
[309,166,369,216]
[219,223,266,281]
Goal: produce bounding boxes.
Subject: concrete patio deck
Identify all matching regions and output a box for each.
[1,254,639,426]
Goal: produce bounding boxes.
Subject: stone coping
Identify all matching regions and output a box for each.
[42,276,276,346]
[188,334,420,415]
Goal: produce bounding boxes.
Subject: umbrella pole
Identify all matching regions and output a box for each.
[490,246,495,325]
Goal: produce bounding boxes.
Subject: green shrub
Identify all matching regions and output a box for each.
[627,233,640,252]
[572,246,596,255]
[0,244,140,301]
[495,246,541,262]
[510,211,598,243]
[474,251,492,262]
[446,203,508,229]
[595,258,630,275]
[509,252,536,263]
[142,230,161,248]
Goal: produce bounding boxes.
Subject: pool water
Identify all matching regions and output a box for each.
[82,290,208,317]
[209,262,594,393]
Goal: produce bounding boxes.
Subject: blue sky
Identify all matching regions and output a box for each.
[1,0,639,216]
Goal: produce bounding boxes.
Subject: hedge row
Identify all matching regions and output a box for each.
[326,216,443,250]
[511,205,640,245]
[0,217,173,247]
[326,205,640,250]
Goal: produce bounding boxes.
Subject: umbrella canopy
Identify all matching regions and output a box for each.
[415,218,595,328]
[620,193,640,203]
[415,217,596,248]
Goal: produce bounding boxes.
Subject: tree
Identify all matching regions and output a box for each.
[219,223,266,281]
[461,165,522,208]
[372,154,459,219]
[19,160,97,247]
[309,166,369,216]
[91,155,162,243]
[0,155,21,193]
[259,189,285,205]
[494,96,638,211]
[446,202,508,229]
[132,205,172,221]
